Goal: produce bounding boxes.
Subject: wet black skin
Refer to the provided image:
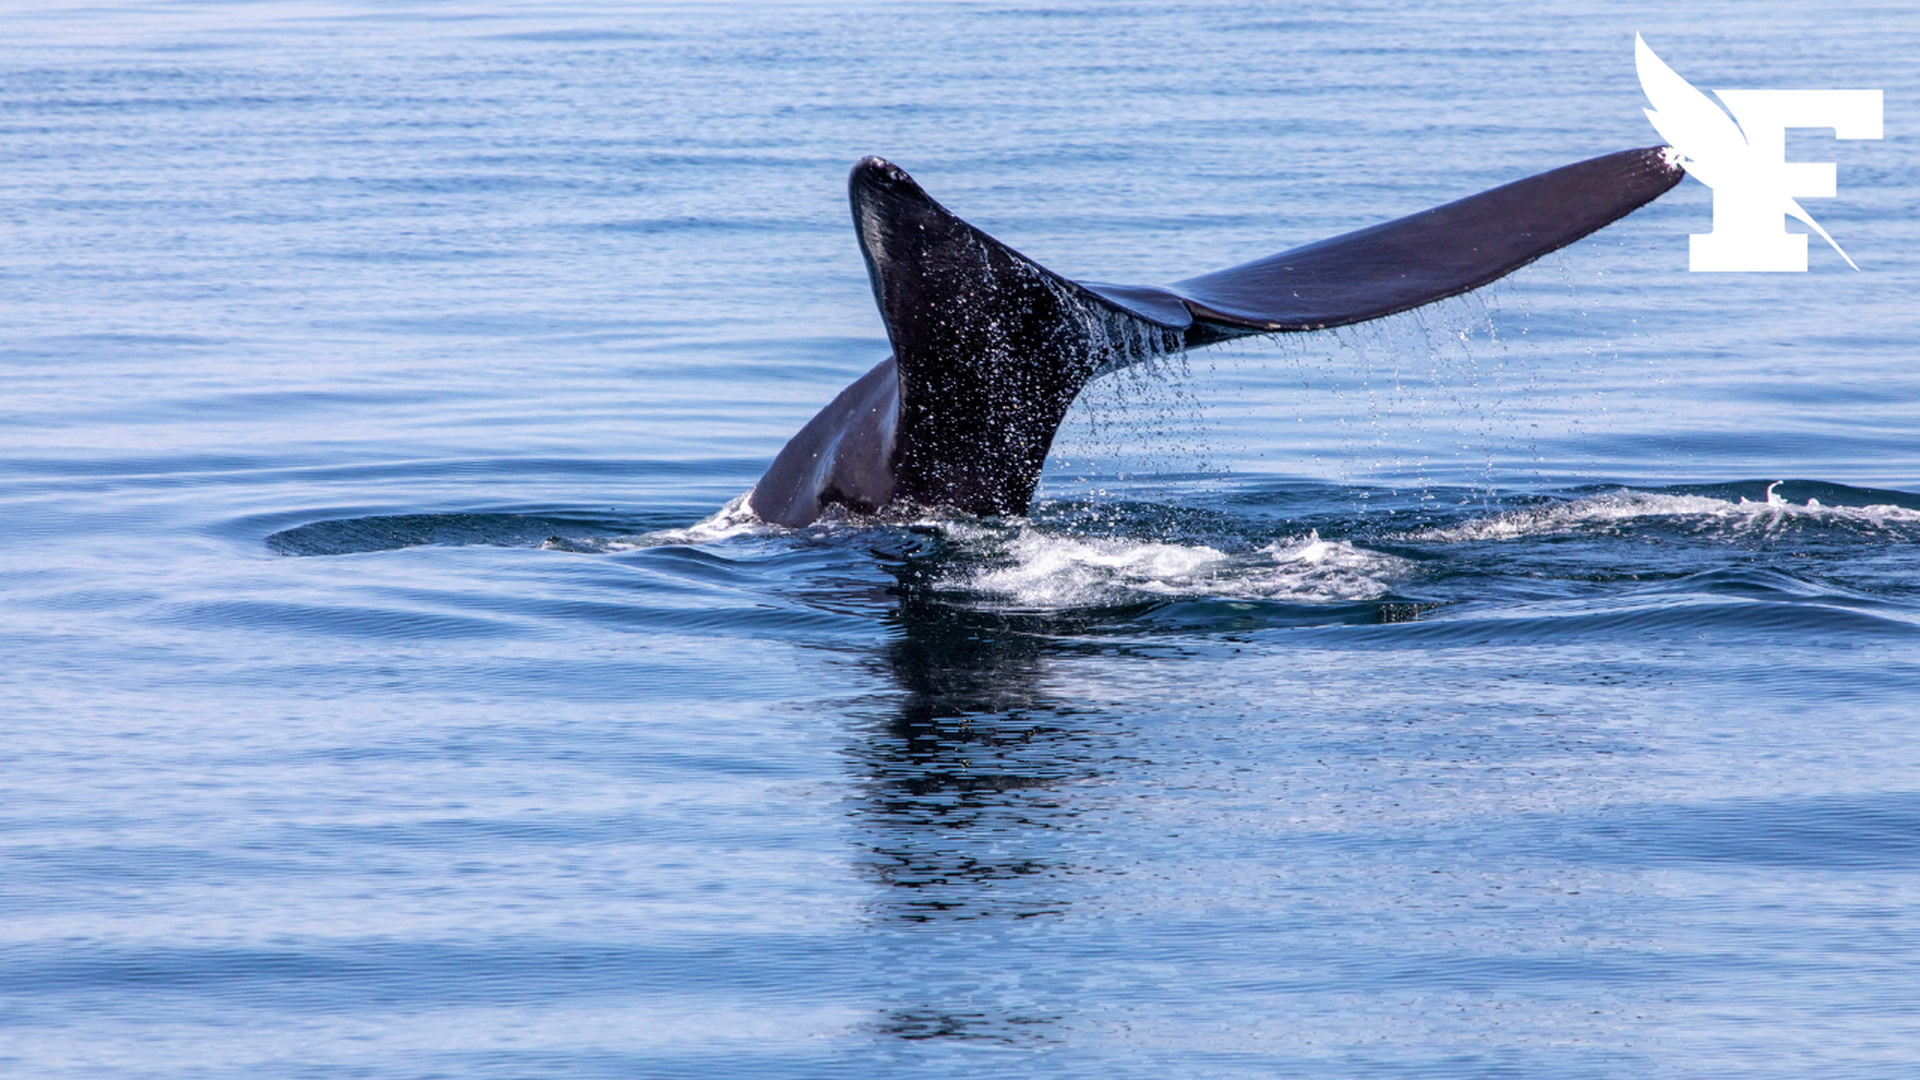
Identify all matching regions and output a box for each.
[748,148,1684,527]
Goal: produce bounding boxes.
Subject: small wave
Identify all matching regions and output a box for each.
[1410,483,1920,543]
[595,491,932,550]
[268,511,624,556]
[580,492,772,550]
[936,525,1414,607]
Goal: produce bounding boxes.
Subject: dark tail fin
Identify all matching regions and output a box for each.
[842,149,1680,516]
[849,157,1181,517]
[1167,147,1684,342]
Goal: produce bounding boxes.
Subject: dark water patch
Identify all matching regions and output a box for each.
[498,596,881,639]
[266,512,644,555]
[874,595,1201,663]
[294,735,819,777]
[608,541,766,576]
[1306,597,1920,647]
[1139,597,1438,632]
[158,599,522,640]
[841,594,1143,926]
[0,935,855,1010]
[1567,791,1920,872]
[232,652,842,705]
[1635,566,1894,605]
[875,1007,1063,1045]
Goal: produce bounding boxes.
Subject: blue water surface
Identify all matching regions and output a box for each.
[4,1,1919,1077]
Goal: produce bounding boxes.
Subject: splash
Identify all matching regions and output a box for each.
[594,489,935,550]
[561,492,778,551]
[1411,485,1920,543]
[935,524,1412,607]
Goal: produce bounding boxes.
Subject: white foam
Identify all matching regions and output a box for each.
[945,526,1413,606]
[549,492,779,552]
[1411,484,1920,543]
[644,492,773,543]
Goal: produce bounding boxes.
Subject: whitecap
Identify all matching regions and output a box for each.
[1409,486,1920,544]
[941,526,1413,607]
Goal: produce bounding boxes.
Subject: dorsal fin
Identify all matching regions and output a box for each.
[849,157,1181,516]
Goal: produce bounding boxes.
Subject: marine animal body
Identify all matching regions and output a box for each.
[748,150,1683,527]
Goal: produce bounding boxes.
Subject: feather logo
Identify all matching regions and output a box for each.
[1635,34,1882,272]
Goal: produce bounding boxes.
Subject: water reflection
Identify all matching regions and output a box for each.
[844,583,1134,1044]
[849,591,1108,923]
[833,536,1430,1046]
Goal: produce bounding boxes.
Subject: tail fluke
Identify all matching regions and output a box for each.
[752,150,1683,526]
[1164,147,1683,342]
[850,157,1182,517]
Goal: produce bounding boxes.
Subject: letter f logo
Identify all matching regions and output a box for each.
[1636,34,1882,271]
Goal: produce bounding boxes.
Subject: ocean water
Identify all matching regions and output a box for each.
[4,1,1919,1077]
